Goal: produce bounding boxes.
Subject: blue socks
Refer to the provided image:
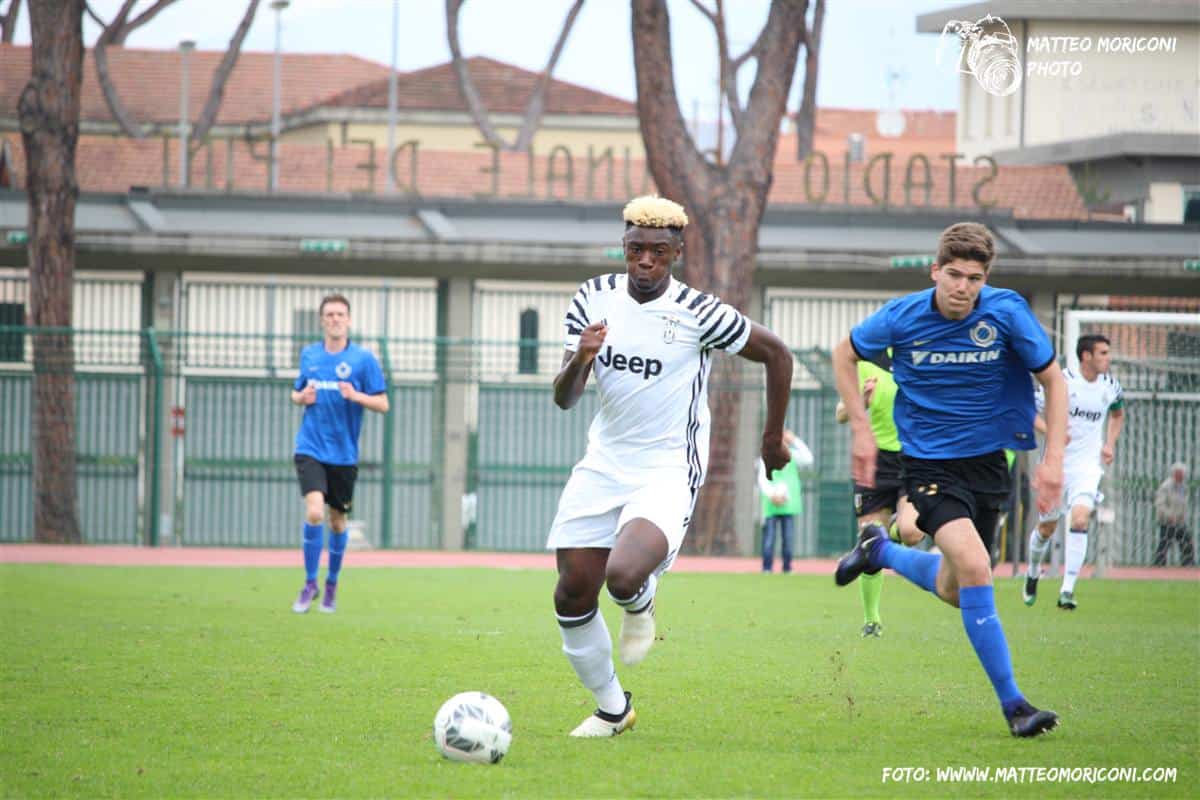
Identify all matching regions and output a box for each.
[327,531,348,584]
[302,523,323,582]
[874,538,1025,714]
[959,585,1024,713]
[876,540,940,594]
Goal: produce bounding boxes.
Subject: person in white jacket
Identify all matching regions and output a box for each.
[755,430,815,573]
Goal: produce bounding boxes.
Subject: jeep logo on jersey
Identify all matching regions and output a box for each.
[969,320,998,348]
[1070,407,1103,422]
[335,361,352,379]
[596,345,663,379]
[911,349,1002,365]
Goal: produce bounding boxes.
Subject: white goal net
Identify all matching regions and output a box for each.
[1064,311,1200,568]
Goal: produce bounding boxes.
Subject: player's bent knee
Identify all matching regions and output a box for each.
[554,571,603,615]
[1069,506,1092,530]
[604,566,646,602]
[957,562,993,587]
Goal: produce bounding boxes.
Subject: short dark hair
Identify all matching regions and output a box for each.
[1076,333,1110,361]
[936,222,995,270]
[319,293,350,315]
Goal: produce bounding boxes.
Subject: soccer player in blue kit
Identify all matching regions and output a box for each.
[290,294,389,614]
[831,222,1068,738]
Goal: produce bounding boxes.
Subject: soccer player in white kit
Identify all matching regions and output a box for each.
[1023,334,1125,610]
[549,196,794,737]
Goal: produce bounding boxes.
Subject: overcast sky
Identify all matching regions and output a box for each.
[14,0,960,116]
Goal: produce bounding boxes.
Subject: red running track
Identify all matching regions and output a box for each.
[1,544,1196,580]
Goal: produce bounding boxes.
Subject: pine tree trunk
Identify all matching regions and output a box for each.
[18,0,83,543]
[681,189,766,554]
[631,0,807,554]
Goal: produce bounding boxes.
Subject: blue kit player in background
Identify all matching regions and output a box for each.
[291,294,389,614]
[831,222,1069,738]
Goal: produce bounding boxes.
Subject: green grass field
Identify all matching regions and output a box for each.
[2,564,1197,798]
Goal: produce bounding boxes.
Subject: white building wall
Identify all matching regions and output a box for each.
[1023,20,1199,146]
[956,19,1200,161]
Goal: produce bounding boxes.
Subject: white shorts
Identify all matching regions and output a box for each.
[1038,463,1103,523]
[546,465,696,575]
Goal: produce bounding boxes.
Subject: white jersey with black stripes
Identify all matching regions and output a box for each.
[1035,368,1124,471]
[562,273,750,487]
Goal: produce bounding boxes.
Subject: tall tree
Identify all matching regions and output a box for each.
[633,0,817,553]
[18,0,84,543]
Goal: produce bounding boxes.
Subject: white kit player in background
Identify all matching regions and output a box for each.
[1023,334,1126,610]
[548,195,794,738]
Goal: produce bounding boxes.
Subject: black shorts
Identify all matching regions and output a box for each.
[901,451,1010,552]
[854,449,906,517]
[294,454,358,513]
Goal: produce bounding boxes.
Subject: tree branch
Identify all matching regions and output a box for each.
[92,0,148,138]
[447,0,586,153]
[110,0,178,44]
[631,0,713,211]
[445,0,511,150]
[685,0,715,25]
[713,0,744,132]
[728,0,807,173]
[189,0,260,156]
[83,1,105,28]
[795,0,823,161]
[730,26,767,72]
[512,0,584,152]
[0,0,21,44]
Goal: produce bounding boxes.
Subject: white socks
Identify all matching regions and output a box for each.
[609,573,657,615]
[1062,530,1088,593]
[1027,529,1053,577]
[558,609,626,714]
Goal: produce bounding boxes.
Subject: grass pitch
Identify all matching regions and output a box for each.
[1,564,1196,798]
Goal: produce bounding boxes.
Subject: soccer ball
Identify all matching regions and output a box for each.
[433,692,512,764]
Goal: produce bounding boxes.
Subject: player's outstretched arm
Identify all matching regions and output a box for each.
[832,337,877,488]
[554,321,607,410]
[1033,362,1067,513]
[737,322,792,472]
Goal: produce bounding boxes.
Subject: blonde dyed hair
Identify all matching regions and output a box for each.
[622,195,688,230]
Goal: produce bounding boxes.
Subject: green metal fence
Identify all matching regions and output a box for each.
[471,383,599,551]
[12,325,1193,564]
[0,329,155,544]
[1,326,855,554]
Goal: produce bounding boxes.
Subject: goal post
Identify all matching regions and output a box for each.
[1062,310,1200,569]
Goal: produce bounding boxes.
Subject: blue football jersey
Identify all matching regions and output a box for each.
[293,341,387,465]
[850,286,1054,459]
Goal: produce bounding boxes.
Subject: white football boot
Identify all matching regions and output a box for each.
[569,692,636,738]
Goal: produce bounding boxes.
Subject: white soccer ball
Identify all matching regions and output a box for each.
[433,692,512,764]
